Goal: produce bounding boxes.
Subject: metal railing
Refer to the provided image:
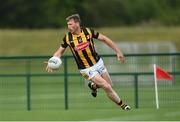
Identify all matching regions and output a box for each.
[0,53,180,110]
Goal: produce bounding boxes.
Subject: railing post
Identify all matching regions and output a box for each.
[26,75,31,111]
[64,57,68,110]
[26,59,31,111]
[172,56,176,85]
[134,74,139,108]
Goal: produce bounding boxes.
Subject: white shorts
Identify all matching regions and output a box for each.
[80,58,107,80]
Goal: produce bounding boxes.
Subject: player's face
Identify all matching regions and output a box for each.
[67,19,80,34]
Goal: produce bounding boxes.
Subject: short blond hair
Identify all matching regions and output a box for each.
[66,14,81,23]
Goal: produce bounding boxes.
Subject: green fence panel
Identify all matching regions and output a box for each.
[0,53,180,111]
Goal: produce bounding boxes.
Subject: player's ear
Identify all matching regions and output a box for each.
[76,21,80,27]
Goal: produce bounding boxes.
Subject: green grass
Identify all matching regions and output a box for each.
[0,75,180,120]
[0,108,180,121]
[0,26,180,56]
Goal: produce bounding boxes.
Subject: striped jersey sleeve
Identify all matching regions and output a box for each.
[90,28,99,39]
[61,35,68,48]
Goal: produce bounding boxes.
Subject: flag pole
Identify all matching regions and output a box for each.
[153,64,159,109]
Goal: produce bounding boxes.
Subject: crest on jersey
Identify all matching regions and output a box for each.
[77,36,83,43]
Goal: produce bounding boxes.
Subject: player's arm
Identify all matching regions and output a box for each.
[53,46,66,58]
[46,46,66,72]
[97,33,125,63]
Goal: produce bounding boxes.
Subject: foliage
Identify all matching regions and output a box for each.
[0,0,180,28]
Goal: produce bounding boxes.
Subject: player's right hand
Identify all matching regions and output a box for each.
[44,61,53,73]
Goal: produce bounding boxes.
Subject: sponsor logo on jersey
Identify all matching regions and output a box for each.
[75,42,89,51]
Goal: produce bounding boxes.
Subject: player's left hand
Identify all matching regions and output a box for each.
[117,53,125,64]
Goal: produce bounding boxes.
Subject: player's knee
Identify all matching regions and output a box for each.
[102,83,112,91]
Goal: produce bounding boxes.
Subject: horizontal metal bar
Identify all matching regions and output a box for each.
[0,74,63,77]
[0,53,179,60]
[109,72,180,75]
[0,72,180,77]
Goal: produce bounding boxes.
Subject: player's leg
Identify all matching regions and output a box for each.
[80,69,99,97]
[91,74,120,103]
[88,71,111,97]
[88,65,112,96]
[101,70,112,86]
[91,73,131,110]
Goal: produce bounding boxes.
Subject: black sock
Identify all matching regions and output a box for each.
[117,100,123,106]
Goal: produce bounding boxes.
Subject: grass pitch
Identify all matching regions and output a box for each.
[1,108,180,121]
[0,75,180,121]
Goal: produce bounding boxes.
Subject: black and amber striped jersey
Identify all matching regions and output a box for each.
[61,27,100,69]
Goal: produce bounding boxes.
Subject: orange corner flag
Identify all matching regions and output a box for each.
[155,65,173,80]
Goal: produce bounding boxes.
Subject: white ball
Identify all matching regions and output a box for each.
[48,56,62,69]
